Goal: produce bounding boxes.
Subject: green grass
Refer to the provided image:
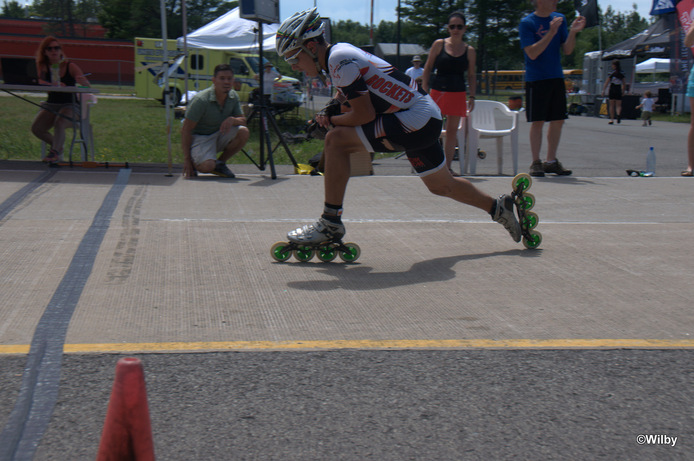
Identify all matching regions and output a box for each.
[4,86,687,165]
[0,91,326,165]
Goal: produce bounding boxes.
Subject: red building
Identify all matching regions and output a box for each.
[0,18,134,85]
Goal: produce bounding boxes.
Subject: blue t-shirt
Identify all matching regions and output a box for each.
[519,12,568,82]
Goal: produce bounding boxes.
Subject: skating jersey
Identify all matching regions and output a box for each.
[326,43,441,130]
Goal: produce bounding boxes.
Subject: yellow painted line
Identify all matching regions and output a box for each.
[1,339,694,355]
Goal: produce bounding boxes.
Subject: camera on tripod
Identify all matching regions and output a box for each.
[237,0,299,179]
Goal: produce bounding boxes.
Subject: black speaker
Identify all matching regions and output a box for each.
[621,95,641,120]
[239,0,279,24]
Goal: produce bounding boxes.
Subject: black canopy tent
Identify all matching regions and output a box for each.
[601,14,675,61]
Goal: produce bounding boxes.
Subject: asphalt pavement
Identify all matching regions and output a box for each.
[0,113,693,460]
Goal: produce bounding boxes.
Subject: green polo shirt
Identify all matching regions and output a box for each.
[185,86,243,136]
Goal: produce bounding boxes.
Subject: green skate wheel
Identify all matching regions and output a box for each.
[293,246,315,262]
[512,173,532,193]
[317,245,338,262]
[338,243,361,262]
[517,192,535,211]
[522,230,542,250]
[521,211,539,230]
[271,242,292,262]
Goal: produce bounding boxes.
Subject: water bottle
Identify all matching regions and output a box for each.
[645,146,656,176]
[50,63,60,86]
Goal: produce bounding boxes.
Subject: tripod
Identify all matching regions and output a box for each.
[241,21,299,180]
[243,95,299,179]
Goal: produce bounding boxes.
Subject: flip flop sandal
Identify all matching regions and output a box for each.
[682,170,693,177]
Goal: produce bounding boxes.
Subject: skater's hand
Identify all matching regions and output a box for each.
[183,158,197,179]
[316,113,332,129]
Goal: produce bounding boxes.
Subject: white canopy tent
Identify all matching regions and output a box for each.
[635,58,670,73]
[177,7,278,51]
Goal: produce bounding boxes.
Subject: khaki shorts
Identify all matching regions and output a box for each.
[190,126,240,165]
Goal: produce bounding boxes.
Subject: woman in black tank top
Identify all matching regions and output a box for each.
[30,36,91,163]
[421,11,477,175]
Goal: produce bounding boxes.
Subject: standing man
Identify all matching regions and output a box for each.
[274,8,521,246]
[182,64,250,178]
[257,61,280,102]
[520,0,585,177]
[405,55,424,85]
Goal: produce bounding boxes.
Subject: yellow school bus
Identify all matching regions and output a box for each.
[479,70,525,91]
[479,69,583,92]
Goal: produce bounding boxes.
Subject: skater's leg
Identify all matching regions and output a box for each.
[420,168,521,242]
[420,167,494,212]
[322,126,366,206]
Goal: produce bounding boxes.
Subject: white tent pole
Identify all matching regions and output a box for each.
[183,0,188,103]
[161,0,173,176]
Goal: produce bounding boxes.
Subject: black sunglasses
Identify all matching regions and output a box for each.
[46,46,62,51]
[448,24,464,30]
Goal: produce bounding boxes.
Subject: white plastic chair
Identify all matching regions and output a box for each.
[466,100,519,175]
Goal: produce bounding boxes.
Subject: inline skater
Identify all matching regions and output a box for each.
[275,8,521,248]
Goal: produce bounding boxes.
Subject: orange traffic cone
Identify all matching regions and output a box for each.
[96,357,155,460]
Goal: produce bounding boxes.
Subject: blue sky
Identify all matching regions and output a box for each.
[13,0,657,25]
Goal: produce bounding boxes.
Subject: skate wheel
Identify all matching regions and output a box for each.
[522,230,542,250]
[338,243,361,262]
[512,173,532,193]
[317,245,338,262]
[293,246,315,262]
[271,242,292,262]
[517,192,535,211]
[521,211,539,230]
[477,149,486,159]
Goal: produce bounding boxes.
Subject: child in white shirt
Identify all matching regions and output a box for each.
[636,90,656,126]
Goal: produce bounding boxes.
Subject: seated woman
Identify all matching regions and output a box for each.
[31,36,90,164]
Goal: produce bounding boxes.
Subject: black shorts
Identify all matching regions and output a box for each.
[358,114,445,176]
[525,78,568,122]
[608,84,623,100]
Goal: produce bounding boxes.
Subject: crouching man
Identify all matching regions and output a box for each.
[182,64,250,178]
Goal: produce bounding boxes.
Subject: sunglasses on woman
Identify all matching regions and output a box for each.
[46,46,62,51]
[448,24,464,30]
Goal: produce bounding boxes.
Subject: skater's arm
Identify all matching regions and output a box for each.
[318,93,375,128]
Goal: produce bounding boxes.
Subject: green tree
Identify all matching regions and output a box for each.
[332,20,371,46]
[469,0,529,71]
[1,0,27,18]
[399,0,466,52]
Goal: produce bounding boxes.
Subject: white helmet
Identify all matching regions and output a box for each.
[275,8,325,58]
